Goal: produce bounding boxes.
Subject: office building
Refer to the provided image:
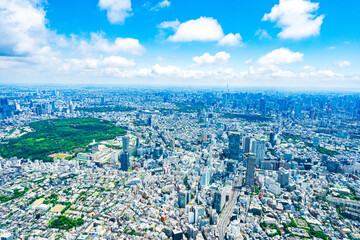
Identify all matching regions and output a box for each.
[269,132,276,146]
[120,151,130,171]
[243,136,252,154]
[214,189,226,213]
[228,132,241,160]
[277,167,289,187]
[255,140,266,165]
[122,136,130,150]
[260,98,266,115]
[245,154,256,190]
[178,190,190,208]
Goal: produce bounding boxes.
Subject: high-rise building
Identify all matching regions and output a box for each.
[68,100,74,114]
[214,189,226,213]
[120,151,130,171]
[178,190,190,208]
[194,206,205,223]
[135,137,140,148]
[277,167,289,187]
[245,154,256,190]
[202,129,208,143]
[226,160,236,175]
[228,132,241,160]
[243,136,252,154]
[269,132,276,146]
[260,98,266,115]
[122,136,130,150]
[255,140,266,165]
[200,167,211,187]
[294,103,302,118]
[0,98,14,119]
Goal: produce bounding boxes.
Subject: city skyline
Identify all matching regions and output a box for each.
[0,0,359,87]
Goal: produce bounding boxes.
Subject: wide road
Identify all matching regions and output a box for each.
[217,175,242,240]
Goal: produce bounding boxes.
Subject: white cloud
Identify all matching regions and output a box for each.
[334,60,351,68]
[162,17,241,46]
[66,58,100,70]
[327,46,336,50]
[157,20,180,30]
[158,0,170,8]
[168,17,224,42]
[245,59,253,64]
[98,0,132,24]
[148,0,171,11]
[299,70,343,78]
[0,0,49,55]
[61,56,135,72]
[272,70,296,78]
[192,51,230,66]
[303,65,316,71]
[255,29,272,39]
[103,56,135,67]
[79,33,145,55]
[152,64,181,75]
[263,0,324,39]
[218,33,242,46]
[258,48,304,65]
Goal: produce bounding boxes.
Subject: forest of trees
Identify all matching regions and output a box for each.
[0,118,126,161]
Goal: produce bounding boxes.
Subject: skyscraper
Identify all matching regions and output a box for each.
[0,98,14,119]
[178,190,190,208]
[228,132,241,160]
[245,154,256,190]
[269,132,276,146]
[214,189,226,213]
[120,151,130,171]
[135,137,140,148]
[243,136,252,154]
[260,98,266,115]
[255,140,266,165]
[277,167,289,187]
[122,136,130,150]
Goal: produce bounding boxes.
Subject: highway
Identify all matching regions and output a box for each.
[217,174,242,240]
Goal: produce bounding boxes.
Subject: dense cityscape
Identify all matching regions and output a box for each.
[0,87,359,239]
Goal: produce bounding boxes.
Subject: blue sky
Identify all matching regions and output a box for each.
[0,0,359,87]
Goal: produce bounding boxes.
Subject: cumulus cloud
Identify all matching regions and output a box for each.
[245,59,253,64]
[168,17,224,42]
[262,0,324,39]
[98,0,132,24]
[192,52,230,66]
[79,33,145,55]
[218,33,243,46]
[0,0,49,56]
[334,60,351,68]
[258,48,304,65]
[160,17,242,46]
